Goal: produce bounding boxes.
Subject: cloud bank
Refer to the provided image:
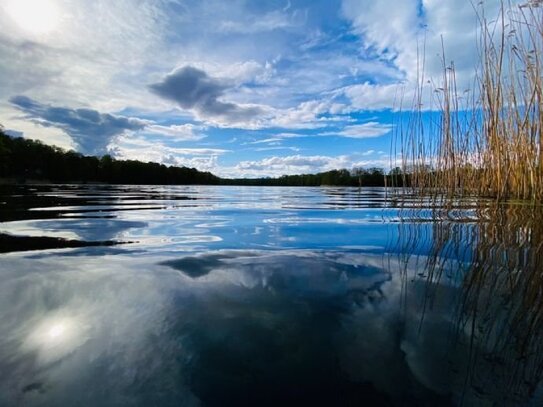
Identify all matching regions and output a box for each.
[9,95,146,155]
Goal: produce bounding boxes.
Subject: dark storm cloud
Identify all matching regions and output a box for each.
[9,95,146,155]
[149,66,262,124]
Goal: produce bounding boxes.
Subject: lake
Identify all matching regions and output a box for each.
[0,185,541,406]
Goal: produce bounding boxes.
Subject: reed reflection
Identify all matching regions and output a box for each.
[394,198,543,405]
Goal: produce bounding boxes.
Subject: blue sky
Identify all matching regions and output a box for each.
[0,0,505,177]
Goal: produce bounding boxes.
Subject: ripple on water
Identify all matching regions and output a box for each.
[0,184,541,406]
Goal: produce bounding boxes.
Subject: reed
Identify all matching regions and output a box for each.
[390,5,543,403]
[397,1,543,202]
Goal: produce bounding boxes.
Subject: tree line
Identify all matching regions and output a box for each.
[0,130,406,186]
[223,167,405,187]
[0,130,219,185]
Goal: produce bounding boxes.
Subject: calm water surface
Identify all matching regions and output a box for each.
[0,185,541,406]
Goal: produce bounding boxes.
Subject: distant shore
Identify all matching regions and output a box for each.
[1,131,401,188]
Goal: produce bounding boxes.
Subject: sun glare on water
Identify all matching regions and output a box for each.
[4,0,61,35]
[47,322,67,340]
[23,314,88,365]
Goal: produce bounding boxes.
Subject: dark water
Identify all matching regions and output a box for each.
[0,185,541,406]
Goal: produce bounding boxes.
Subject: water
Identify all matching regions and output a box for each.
[0,185,541,406]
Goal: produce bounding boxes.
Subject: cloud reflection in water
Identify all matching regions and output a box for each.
[23,314,87,365]
[0,249,463,406]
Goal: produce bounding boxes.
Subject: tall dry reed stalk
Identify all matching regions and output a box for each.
[389,4,543,403]
[397,1,542,202]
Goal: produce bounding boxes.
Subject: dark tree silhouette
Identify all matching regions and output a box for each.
[0,129,401,186]
[0,129,219,185]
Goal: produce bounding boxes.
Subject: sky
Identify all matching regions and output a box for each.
[0,0,507,178]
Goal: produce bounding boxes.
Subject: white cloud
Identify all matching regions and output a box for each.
[270,100,340,129]
[146,124,206,141]
[248,121,392,145]
[218,60,271,85]
[319,122,393,138]
[101,132,394,178]
[274,132,305,138]
[0,0,168,111]
[343,82,408,111]
[341,0,421,80]
[235,154,349,174]
[218,9,301,34]
[230,153,393,178]
[253,146,301,152]
[340,0,511,110]
[117,143,228,157]
[247,138,284,145]
[111,134,229,172]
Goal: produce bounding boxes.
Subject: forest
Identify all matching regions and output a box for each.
[0,130,400,187]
